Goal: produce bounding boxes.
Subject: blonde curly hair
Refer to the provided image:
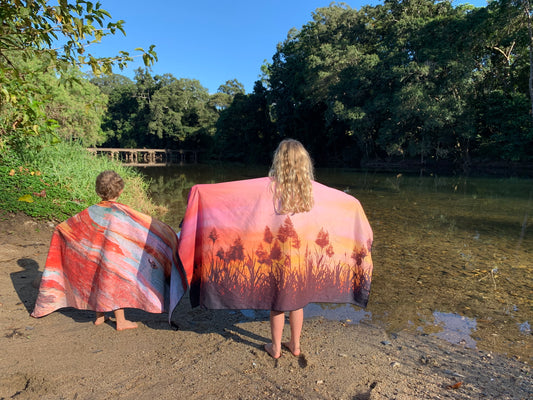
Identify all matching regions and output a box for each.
[268,139,314,214]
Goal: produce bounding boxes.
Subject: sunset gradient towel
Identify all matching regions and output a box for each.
[174,177,373,312]
[32,201,187,318]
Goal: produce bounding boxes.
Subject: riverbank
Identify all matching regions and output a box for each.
[361,159,533,178]
[0,212,531,399]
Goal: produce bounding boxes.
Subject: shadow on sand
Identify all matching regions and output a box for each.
[10,264,269,353]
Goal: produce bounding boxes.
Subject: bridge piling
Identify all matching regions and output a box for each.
[87,148,199,166]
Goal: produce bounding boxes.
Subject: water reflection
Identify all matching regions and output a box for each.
[519,321,532,334]
[138,166,532,361]
[428,311,477,349]
[304,303,371,324]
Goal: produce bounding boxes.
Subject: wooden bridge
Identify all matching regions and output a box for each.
[87,148,198,166]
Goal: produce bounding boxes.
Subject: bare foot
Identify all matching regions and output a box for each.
[116,320,138,331]
[94,313,108,326]
[113,309,138,331]
[264,343,281,359]
[282,341,301,356]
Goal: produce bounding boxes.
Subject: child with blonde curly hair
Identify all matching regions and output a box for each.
[265,139,314,358]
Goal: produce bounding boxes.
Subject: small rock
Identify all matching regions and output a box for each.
[420,355,431,364]
[390,361,401,368]
[381,340,392,346]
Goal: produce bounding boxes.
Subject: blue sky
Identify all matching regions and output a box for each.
[88,0,488,94]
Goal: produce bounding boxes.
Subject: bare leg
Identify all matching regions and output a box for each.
[94,311,106,326]
[283,308,303,356]
[113,309,138,331]
[265,310,284,359]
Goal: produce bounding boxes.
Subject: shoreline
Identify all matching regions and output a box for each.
[0,213,531,399]
[358,160,533,178]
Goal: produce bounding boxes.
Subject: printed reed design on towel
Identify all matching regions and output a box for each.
[194,215,372,311]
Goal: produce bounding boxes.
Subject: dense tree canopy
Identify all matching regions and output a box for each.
[98,0,526,168]
[214,81,277,163]
[93,70,226,149]
[262,0,533,167]
[148,77,216,144]
[3,0,532,171]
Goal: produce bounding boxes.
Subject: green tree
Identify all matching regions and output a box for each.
[210,79,246,111]
[0,0,156,156]
[91,73,134,95]
[92,73,139,147]
[467,0,533,162]
[34,65,107,146]
[214,81,277,163]
[217,79,246,97]
[148,77,217,147]
[264,0,533,167]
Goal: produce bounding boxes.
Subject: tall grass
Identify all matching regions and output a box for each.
[0,142,162,221]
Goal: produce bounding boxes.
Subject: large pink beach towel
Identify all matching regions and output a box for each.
[174,177,373,312]
[32,201,187,318]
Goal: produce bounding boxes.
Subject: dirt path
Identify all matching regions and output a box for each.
[0,213,530,399]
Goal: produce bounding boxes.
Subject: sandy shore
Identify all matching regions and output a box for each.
[0,213,530,399]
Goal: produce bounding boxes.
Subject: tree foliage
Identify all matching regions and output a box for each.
[43,67,108,146]
[254,0,533,167]
[84,0,533,168]
[214,81,277,163]
[148,77,216,144]
[0,0,156,156]
[95,69,223,150]
[7,0,530,170]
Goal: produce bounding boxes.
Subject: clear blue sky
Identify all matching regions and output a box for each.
[88,0,488,94]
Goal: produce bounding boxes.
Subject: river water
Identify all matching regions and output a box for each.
[139,164,532,361]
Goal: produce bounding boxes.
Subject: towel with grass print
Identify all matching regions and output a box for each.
[175,177,373,312]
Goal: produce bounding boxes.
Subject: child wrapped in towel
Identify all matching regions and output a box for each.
[32,170,187,330]
[176,139,373,358]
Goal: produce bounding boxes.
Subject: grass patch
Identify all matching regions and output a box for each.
[0,142,162,221]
